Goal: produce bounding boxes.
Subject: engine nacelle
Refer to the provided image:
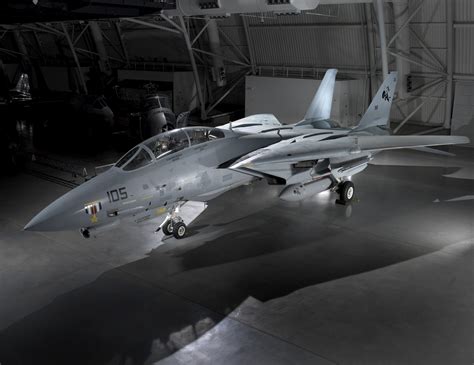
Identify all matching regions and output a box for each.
[279,177,332,202]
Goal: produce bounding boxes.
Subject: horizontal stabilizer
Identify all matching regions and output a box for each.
[218,114,281,134]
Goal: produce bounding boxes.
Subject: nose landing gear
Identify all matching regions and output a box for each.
[161,216,187,239]
[158,202,187,239]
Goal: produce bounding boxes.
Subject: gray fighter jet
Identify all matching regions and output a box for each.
[24,69,469,239]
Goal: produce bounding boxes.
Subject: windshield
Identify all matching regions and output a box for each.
[116,146,139,168]
[115,146,153,171]
[123,148,153,171]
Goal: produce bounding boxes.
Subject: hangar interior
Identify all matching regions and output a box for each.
[0,0,473,364]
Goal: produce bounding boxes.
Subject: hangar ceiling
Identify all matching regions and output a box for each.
[0,0,473,133]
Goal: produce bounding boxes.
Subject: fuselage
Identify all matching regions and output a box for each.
[24,126,280,232]
[24,116,373,234]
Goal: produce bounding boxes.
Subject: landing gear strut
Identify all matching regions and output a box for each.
[336,180,355,205]
[158,203,187,239]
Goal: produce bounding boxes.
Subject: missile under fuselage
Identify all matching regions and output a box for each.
[279,177,333,202]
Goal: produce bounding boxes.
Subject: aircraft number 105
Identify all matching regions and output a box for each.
[107,187,128,203]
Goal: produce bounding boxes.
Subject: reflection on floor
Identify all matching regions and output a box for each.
[0,147,473,365]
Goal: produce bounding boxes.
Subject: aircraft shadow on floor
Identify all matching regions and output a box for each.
[0,165,472,365]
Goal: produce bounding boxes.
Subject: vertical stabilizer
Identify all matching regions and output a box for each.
[355,72,398,130]
[303,68,337,122]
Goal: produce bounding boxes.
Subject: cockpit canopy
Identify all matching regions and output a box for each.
[115,127,225,171]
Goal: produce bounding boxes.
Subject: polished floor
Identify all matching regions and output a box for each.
[0,148,473,365]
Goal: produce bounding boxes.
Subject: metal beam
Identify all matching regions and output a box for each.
[0,48,26,57]
[178,16,206,119]
[409,27,445,71]
[409,77,444,94]
[413,126,446,135]
[101,27,125,61]
[392,0,411,99]
[444,0,454,129]
[72,23,90,46]
[38,23,64,36]
[12,30,30,67]
[388,51,447,75]
[21,25,58,36]
[121,18,181,35]
[241,15,257,75]
[393,100,426,134]
[411,71,474,81]
[60,22,88,95]
[114,22,129,65]
[218,27,251,65]
[192,48,250,67]
[387,0,425,47]
[75,48,124,63]
[191,19,211,46]
[364,3,377,98]
[32,31,45,63]
[374,0,388,78]
[206,71,250,115]
[159,14,185,33]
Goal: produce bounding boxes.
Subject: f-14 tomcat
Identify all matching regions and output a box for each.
[25,70,469,239]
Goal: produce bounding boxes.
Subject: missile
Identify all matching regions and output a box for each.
[279,177,332,202]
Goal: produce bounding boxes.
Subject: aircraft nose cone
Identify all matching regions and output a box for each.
[23,192,80,232]
[24,205,58,231]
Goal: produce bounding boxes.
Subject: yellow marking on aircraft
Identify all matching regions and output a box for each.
[90,215,98,223]
[156,207,167,215]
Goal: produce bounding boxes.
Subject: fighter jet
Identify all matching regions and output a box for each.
[24,69,469,239]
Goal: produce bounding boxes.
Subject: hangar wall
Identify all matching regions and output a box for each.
[245,75,368,127]
[452,82,474,147]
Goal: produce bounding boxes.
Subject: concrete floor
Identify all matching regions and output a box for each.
[0,148,473,365]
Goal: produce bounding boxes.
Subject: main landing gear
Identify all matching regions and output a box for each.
[335,180,355,205]
[158,203,187,239]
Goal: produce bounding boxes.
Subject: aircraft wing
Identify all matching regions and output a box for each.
[230,135,469,182]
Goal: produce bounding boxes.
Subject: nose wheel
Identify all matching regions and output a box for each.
[161,218,187,239]
[158,202,188,239]
[172,222,187,239]
[162,219,174,236]
[336,180,355,205]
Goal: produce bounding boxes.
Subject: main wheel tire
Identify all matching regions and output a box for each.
[173,222,187,239]
[339,181,355,203]
[162,219,173,236]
